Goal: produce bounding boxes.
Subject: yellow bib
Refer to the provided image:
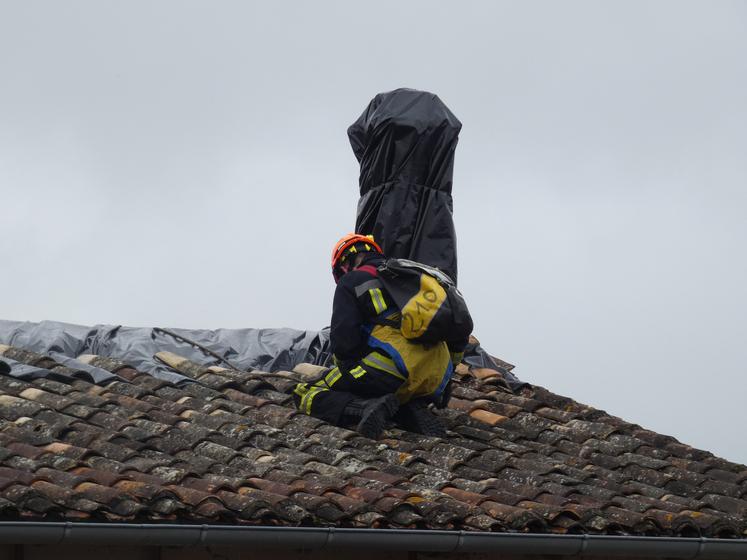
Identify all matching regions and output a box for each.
[368,324,452,403]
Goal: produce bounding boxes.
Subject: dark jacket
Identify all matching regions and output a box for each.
[331,252,469,370]
[330,253,394,372]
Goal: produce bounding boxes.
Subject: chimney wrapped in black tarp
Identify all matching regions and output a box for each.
[348,90,525,392]
[348,88,462,283]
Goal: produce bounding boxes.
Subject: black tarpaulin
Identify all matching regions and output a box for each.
[348,89,525,391]
[349,88,462,283]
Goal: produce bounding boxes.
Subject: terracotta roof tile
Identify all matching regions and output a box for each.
[2,484,60,515]
[0,343,745,537]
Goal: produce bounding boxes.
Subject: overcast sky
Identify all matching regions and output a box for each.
[1,1,745,465]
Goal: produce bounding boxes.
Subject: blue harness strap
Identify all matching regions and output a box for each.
[364,325,409,378]
[433,361,453,398]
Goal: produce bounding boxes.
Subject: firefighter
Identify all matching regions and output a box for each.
[292,234,464,438]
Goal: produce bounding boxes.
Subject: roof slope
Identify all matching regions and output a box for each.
[0,341,745,538]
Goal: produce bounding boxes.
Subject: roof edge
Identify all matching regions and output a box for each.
[0,523,745,558]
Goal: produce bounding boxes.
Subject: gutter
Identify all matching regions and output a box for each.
[0,523,745,558]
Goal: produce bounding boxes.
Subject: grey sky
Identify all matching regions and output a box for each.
[1,1,745,464]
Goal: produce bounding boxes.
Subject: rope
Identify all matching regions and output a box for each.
[153,327,308,382]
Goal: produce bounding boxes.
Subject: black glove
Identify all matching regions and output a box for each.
[434,379,453,409]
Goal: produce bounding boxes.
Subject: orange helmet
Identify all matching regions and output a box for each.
[331,233,383,282]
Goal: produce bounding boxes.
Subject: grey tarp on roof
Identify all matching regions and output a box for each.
[0,319,330,384]
[47,352,121,384]
[1,357,52,381]
[2,354,120,385]
[0,319,522,389]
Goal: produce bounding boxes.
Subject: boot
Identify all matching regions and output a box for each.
[342,394,400,439]
[394,398,447,437]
